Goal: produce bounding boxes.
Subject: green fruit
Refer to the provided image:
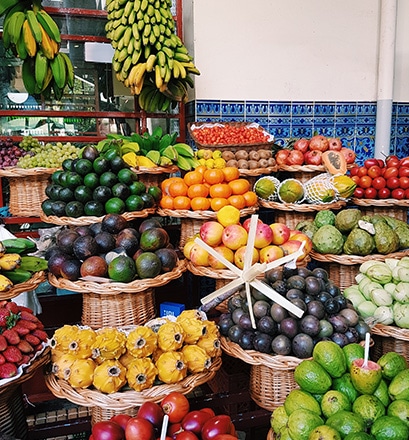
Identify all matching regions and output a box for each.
[62,158,74,171]
[59,187,75,202]
[93,186,113,203]
[308,425,342,440]
[84,201,105,217]
[125,195,144,211]
[374,379,390,408]
[326,411,366,439]
[278,179,305,203]
[51,200,66,216]
[352,395,385,429]
[294,359,332,395]
[388,369,409,401]
[65,201,84,218]
[332,373,360,405]
[148,186,162,202]
[287,408,323,440]
[140,192,155,208]
[74,158,93,176]
[313,340,347,378]
[99,171,119,187]
[129,181,147,195]
[83,173,100,190]
[387,399,409,428]
[66,172,83,189]
[370,415,409,440]
[377,352,408,381]
[105,197,126,214]
[344,433,375,440]
[51,169,64,184]
[270,405,288,433]
[350,359,382,395]
[343,343,365,370]
[118,168,138,185]
[74,185,93,204]
[107,255,136,282]
[41,199,53,216]
[110,156,127,173]
[284,389,321,416]
[112,183,131,200]
[139,227,169,252]
[93,157,110,174]
[321,390,351,419]
[45,184,62,201]
[135,252,162,279]
[254,177,277,199]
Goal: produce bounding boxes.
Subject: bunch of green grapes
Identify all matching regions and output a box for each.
[17,142,79,169]
[19,136,42,151]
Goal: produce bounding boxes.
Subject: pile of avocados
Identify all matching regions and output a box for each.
[42,145,162,218]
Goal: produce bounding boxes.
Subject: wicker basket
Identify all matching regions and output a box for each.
[267,429,275,440]
[91,406,138,425]
[131,165,179,187]
[370,324,409,362]
[157,205,258,220]
[40,208,156,226]
[313,262,360,291]
[45,355,222,416]
[81,288,156,329]
[350,198,409,222]
[188,121,275,151]
[0,167,59,217]
[310,249,409,265]
[47,259,187,294]
[0,271,46,301]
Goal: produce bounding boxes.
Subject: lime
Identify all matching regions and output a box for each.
[118,168,138,185]
[108,255,136,282]
[74,185,93,204]
[352,394,385,429]
[284,389,321,416]
[105,197,126,214]
[93,157,110,174]
[148,186,162,202]
[125,195,144,211]
[387,399,409,428]
[371,415,409,440]
[294,359,332,394]
[93,186,113,203]
[65,201,84,218]
[59,187,75,202]
[74,158,93,176]
[112,182,131,200]
[84,200,105,217]
[99,171,119,188]
[287,408,323,440]
[83,173,100,190]
[41,199,53,216]
[377,352,408,381]
[66,172,83,189]
[313,340,347,378]
[51,169,64,184]
[129,181,146,195]
[321,390,351,418]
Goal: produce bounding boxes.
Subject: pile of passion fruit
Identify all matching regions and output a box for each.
[41,145,162,218]
[218,266,370,359]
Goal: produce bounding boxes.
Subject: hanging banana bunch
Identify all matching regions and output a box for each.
[105,0,200,113]
[0,0,75,100]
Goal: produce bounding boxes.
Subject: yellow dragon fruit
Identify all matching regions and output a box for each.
[50,325,80,353]
[126,358,158,391]
[176,312,207,345]
[67,358,96,388]
[182,345,211,374]
[91,327,127,363]
[202,320,220,338]
[93,360,127,393]
[197,332,222,358]
[51,353,77,380]
[119,351,138,369]
[157,321,185,352]
[155,351,187,384]
[126,326,157,358]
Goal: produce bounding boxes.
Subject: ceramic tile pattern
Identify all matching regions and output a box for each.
[186,100,409,165]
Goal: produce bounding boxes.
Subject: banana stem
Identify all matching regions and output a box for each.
[33,0,42,13]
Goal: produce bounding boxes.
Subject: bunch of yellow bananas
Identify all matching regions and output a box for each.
[105,0,200,112]
[1,0,74,100]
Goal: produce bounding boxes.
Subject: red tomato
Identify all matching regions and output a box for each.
[405,188,409,199]
[383,166,399,179]
[399,176,409,189]
[400,157,409,167]
[161,392,190,424]
[175,432,200,440]
[201,415,235,440]
[367,165,382,178]
[386,155,401,167]
[125,417,155,440]
[92,421,125,440]
[378,187,391,199]
[386,176,400,189]
[137,402,164,428]
[364,158,379,169]
[392,188,405,200]
[213,436,238,440]
[349,166,360,177]
[351,175,361,185]
[359,176,372,189]
[200,408,216,418]
[354,187,365,198]
[167,422,182,437]
[377,159,385,168]
[372,176,386,190]
[364,187,377,199]
[156,437,172,440]
[110,415,131,431]
[357,167,368,177]
[399,167,409,178]
[181,410,213,435]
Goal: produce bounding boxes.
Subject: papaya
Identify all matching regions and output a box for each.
[322,150,347,175]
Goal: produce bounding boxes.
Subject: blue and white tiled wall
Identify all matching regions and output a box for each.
[185,100,409,165]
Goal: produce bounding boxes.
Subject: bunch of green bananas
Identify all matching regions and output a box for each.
[105,0,200,113]
[0,0,74,100]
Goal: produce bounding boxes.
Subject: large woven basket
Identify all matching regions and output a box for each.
[350,198,409,222]
[40,207,156,226]
[312,261,359,291]
[0,271,46,301]
[45,355,222,418]
[370,324,409,362]
[0,167,59,217]
[310,249,409,265]
[157,205,258,220]
[131,165,179,187]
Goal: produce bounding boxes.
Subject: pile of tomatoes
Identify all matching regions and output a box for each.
[192,124,271,146]
[90,391,238,440]
[349,155,409,200]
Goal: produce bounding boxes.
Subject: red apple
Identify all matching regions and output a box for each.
[286,150,304,166]
[304,150,323,165]
[293,138,310,153]
[353,187,365,198]
[269,223,291,245]
[309,135,329,152]
[327,137,342,151]
[340,148,356,164]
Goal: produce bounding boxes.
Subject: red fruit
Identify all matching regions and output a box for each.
[20,310,40,323]
[340,147,356,164]
[125,417,155,440]
[2,328,20,345]
[309,135,329,152]
[354,187,365,198]
[161,392,190,424]
[3,346,23,363]
[405,188,409,199]
[137,401,164,428]
[32,329,48,342]
[364,158,379,169]
[175,432,200,440]
[213,436,238,440]
[13,323,30,336]
[24,334,40,346]
[349,166,360,176]
[181,410,213,435]
[0,308,10,328]
[364,188,377,199]
[0,362,18,379]
[383,167,399,179]
[16,319,37,331]
[16,305,34,314]
[367,165,382,179]
[0,353,5,365]
[17,340,34,354]
[293,138,310,153]
[372,176,386,190]
[304,150,323,165]
[275,150,290,166]
[327,137,342,151]
[359,176,372,189]
[377,159,385,168]
[399,176,409,189]
[110,414,132,431]
[400,157,409,168]
[378,187,391,199]
[92,420,125,440]
[286,149,304,166]
[398,167,409,178]
[392,188,405,200]
[357,167,368,177]
[200,408,216,418]
[5,301,19,314]
[19,354,31,366]
[0,334,7,351]
[385,155,400,167]
[201,415,235,440]
[386,176,400,189]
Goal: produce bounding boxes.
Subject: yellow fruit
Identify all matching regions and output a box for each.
[197,332,222,358]
[126,357,158,391]
[182,345,211,373]
[91,327,127,363]
[126,326,157,358]
[176,312,206,344]
[205,158,215,169]
[216,205,241,227]
[212,150,222,159]
[92,360,127,393]
[67,358,96,388]
[198,158,206,166]
[155,351,187,384]
[214,158,226,169]
[157,321,185,351]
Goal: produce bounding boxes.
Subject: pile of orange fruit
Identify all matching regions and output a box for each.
[159,166,258,211]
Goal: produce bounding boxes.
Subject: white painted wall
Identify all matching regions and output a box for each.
[183,0,409,102]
